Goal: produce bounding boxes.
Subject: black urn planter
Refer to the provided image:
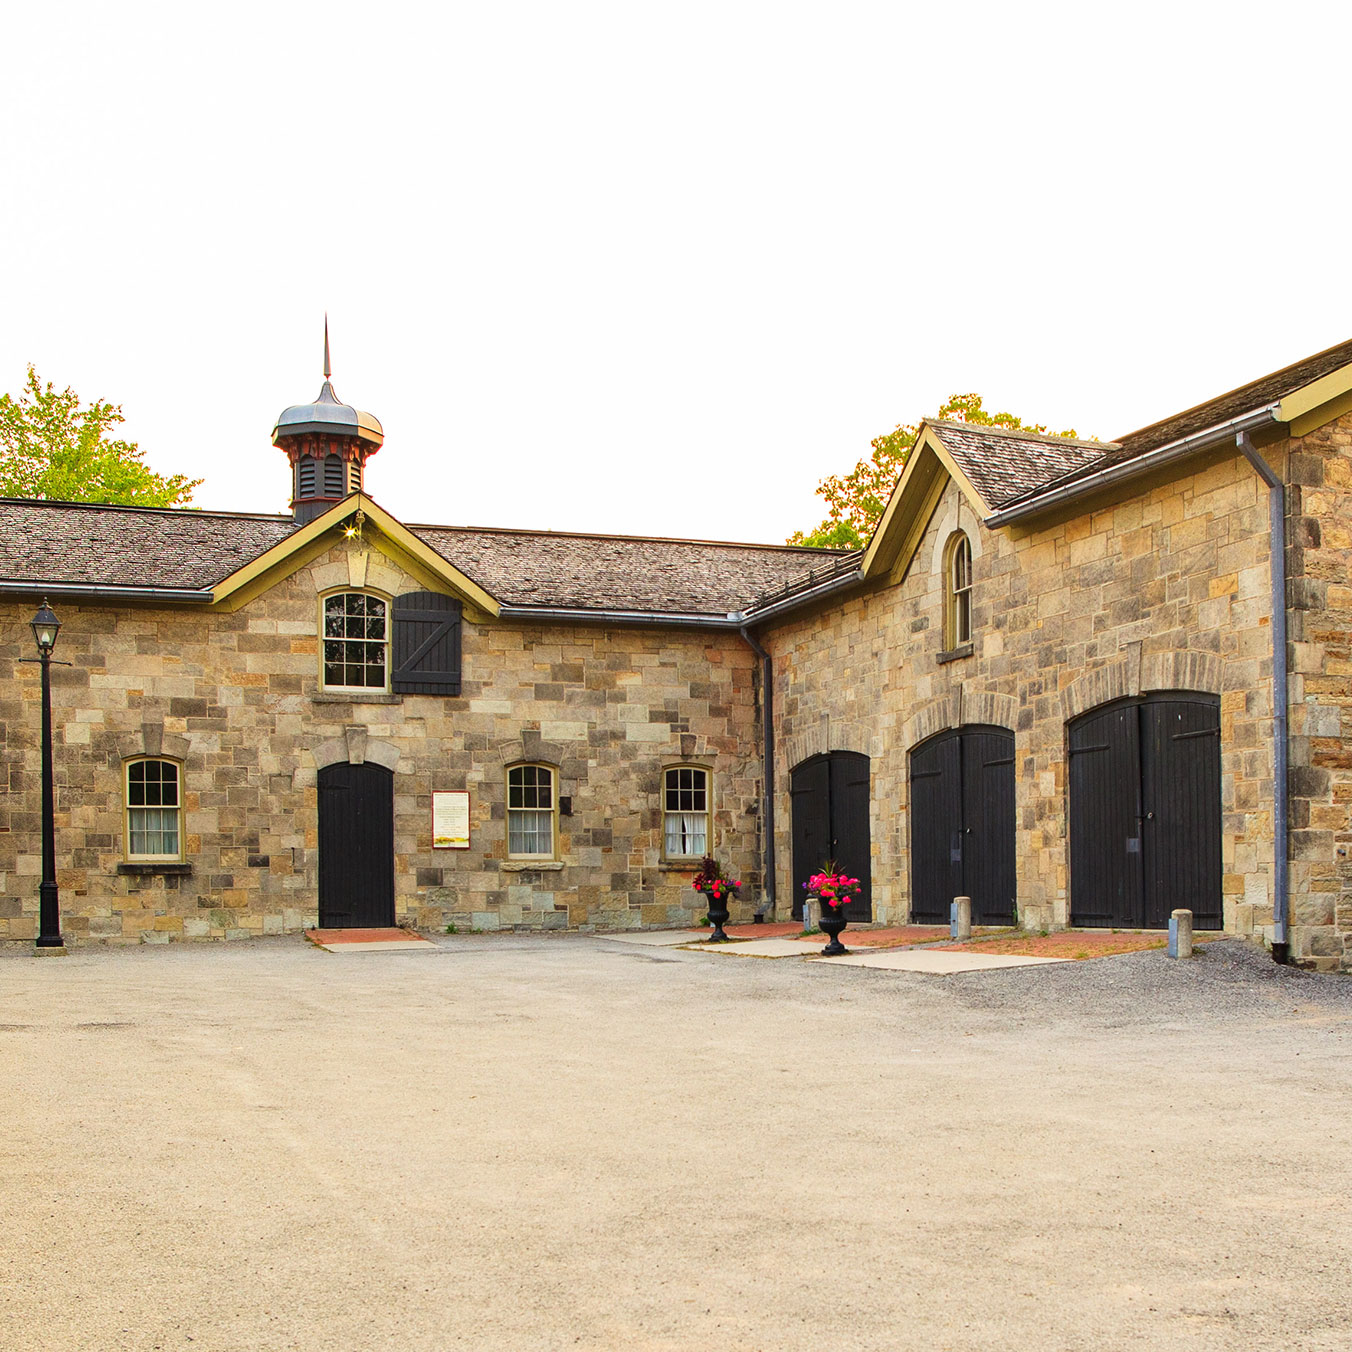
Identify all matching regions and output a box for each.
[705,898,731,942]
[818,906,849,955]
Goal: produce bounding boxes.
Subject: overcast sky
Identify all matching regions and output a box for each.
[3,2,1350,544]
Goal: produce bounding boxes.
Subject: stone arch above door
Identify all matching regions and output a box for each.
[1061,649,1222,720]
[903,687,1018,751]
[780,715,876,775]
[312,726,401,771]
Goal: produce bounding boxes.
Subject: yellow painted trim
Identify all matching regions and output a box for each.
[862,428,979,585]
[1278,362,1352,430]
[210,495,502,618]
[1289,387,1352,439]
[505,762,561,862]
[123,755,186,864]
[660,763,714,863]
[921,426,994,518]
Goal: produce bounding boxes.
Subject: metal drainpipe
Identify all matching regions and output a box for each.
[1236,432,1290,963]
[739,626,775,917]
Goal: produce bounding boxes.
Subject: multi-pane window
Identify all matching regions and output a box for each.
[946,533,973,648]
[323,592,387,689]
[507,764,556,858]
[663,765,710,858]
[126,759,181,860]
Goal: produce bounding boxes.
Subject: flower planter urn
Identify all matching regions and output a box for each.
[818,907,849,955]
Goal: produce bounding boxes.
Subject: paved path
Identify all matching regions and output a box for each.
[2,935,1350,1351]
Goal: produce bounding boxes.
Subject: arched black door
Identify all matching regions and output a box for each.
[318,762,395,928]
[1069,693,1221,929]
[909,726,1016,926]
[790,752,872,922]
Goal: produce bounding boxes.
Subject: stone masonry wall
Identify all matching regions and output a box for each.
[1284,410,1352,970]
[0,539,764,943]
[764,450,1281,940]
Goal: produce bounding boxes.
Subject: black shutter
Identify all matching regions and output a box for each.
[392,591,463,695]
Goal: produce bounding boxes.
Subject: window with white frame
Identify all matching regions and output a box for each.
[663,765,710,859]
[944,532,973,649]
[322,592,388,690]
[507,764,556,858]
[125,758,182,860]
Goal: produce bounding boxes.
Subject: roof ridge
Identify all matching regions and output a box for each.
[409,521,851,555]
[0,497,292,523]
[926,420,1115,452]
[1111,334,1352,445]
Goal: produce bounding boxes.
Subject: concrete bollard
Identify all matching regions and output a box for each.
[805,897,821,931]
[1168,908,1194,959]
[950,896,972,941]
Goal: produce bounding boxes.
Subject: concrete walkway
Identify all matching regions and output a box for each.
[2,934,1350,1351]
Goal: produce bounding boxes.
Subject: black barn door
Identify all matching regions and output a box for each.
[318,762,395,928]
[909,726,1016,925]
[1069,694,1221,929]
[790,752,872,922]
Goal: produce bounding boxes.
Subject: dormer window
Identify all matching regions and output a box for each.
[944,531,973,650]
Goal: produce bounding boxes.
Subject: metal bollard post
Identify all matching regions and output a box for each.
[1168,908,1194,959]
[950,896,972,941]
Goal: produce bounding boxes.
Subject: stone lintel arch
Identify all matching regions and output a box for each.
[780,714,877,776]
[497,731,566,769]
[118,721,190,764]
[902,685,1017,752]
[313,726,401,771]
[1061,648,1222,720]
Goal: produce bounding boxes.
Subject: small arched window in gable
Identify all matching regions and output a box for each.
[944,531,973,650]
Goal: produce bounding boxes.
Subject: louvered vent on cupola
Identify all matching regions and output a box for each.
[392,591,463,695]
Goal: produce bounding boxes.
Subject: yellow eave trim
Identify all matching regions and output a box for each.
[861,426,990,582]
[1278,362,1352,433]
[209,495,502,617]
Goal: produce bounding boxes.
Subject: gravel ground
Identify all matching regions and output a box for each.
[2,935,1350,1352]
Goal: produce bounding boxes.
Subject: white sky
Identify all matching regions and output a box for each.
[3,2,1350,543]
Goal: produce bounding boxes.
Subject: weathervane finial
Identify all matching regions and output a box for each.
[323,314,331,381]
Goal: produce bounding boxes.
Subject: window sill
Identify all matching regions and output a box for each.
[659,860,703,872]
[501,860,565,872]
[117,862,193,876]
[936,643,974,665]
[312,691,402,705]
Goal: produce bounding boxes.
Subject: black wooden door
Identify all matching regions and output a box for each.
[318,762,395,928]
[1069,694,1221,929]
[789,752,872,922]
[908,726,1016,925]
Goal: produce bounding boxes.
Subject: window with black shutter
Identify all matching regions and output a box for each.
[392,591,463,695]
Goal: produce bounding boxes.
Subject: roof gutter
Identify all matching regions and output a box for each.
[734,568,865,625]
[1236,431,1291,965]
[0,581,215,603]
[984,405,1283,527]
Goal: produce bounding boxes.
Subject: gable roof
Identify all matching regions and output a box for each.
[0,495,844,620]
[924,422,1110,512]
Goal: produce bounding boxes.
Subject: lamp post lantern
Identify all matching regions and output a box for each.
[29,600,65,952]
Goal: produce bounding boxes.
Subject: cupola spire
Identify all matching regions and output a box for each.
[272,321,384,524]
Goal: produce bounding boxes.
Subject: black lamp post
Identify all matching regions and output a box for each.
[28,600,65,952]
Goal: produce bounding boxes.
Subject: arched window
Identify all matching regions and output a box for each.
[943,531,973,650]
[125,758,183,861]
[663,765,711,859]
[321,591,388,690]
[507,764,557,859]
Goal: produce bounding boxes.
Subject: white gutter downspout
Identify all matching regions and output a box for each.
[1236,432,1291,964]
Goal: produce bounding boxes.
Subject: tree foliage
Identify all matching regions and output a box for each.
[789,393,1083,549]
[0,365,201,507]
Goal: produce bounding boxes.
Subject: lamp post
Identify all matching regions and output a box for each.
[27,600,65,953]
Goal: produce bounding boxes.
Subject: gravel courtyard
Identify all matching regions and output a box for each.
[3,935,1350,1352]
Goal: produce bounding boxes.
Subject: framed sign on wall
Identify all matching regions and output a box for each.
[432,790,471,849]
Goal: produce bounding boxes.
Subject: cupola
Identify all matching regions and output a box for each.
[273,321,384,524]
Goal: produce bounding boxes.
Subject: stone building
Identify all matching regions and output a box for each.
[4,337,1352,970]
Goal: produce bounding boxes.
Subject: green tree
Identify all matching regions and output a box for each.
[789,393,1083,548]
[0,365,201,507]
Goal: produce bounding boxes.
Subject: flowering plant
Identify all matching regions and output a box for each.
[691,856,741,901]
[803,863,862,909]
